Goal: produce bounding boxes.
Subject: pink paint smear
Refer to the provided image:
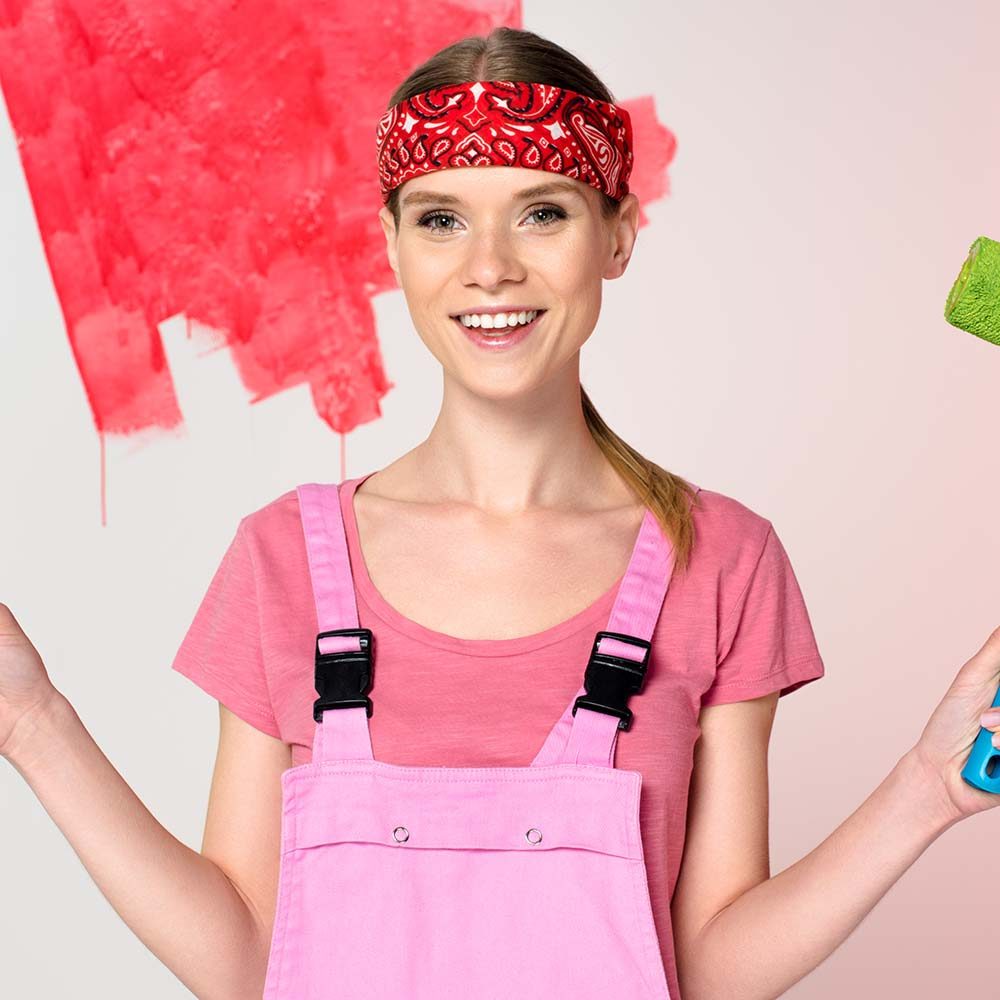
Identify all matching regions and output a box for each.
[0,1,677,522]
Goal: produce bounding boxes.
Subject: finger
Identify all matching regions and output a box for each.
[980,710,1000,731]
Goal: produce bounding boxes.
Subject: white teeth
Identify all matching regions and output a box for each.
[458,309,539,331]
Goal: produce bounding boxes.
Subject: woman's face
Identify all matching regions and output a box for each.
[378,166,639,397]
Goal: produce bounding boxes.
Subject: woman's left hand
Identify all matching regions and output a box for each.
[910,624,1000,823]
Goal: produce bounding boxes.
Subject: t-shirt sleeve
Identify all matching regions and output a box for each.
[170,517,282,738]
[701,522,825,707]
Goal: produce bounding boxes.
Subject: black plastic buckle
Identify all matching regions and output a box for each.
[312,627,374,723]
[572,629,651,731]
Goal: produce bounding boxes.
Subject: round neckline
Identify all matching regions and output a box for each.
[338,470,631,656]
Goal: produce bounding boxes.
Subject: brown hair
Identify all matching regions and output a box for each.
[385,26,700,576]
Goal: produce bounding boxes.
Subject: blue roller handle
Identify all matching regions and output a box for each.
[962,687,1000,792]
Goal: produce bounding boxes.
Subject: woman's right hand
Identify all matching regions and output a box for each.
[0,603,59,761]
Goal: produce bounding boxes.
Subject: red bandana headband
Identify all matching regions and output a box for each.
[376,79,634,205]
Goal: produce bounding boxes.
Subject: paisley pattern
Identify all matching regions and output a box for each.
[376,80,633,204]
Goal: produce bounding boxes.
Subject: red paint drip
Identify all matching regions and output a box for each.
[0,1,677,522]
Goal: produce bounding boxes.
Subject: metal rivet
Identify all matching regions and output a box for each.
[393,826,409,843]
[525,828,542,845]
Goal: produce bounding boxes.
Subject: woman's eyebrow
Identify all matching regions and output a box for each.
[401,180,583,209]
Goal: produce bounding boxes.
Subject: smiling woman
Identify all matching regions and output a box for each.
[193,25,822,1000]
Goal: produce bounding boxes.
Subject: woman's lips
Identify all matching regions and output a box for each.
[453,310,546,350]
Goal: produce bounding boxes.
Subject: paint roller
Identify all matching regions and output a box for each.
[942,236,1000,790]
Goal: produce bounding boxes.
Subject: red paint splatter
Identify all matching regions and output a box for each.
[624,94,678,227]
[0,1,677,522]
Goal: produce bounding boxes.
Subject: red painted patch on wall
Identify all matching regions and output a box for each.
[0,1,677,515]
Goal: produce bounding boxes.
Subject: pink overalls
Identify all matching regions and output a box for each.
[262,479,679,999]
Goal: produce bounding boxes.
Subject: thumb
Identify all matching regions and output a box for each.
[954,625,1000,693]
[0,603,31,644]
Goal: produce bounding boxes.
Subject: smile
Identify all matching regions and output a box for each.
[452,310,546,350]
[456,309,540,330]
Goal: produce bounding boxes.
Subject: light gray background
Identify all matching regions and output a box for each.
[2,1,999,995]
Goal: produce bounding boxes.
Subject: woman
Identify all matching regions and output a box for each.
[2,25,998,1000]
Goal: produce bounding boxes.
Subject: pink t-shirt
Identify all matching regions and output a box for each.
[171,473,825,1000]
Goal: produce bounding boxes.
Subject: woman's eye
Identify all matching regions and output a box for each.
[415,205,567,235]
[527,205,567,226]
[417,212,458,233]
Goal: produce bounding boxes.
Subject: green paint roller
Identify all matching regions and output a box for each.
[946,236,1000,791]
[944,235,1000,347]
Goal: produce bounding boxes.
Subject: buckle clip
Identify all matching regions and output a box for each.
[572,629,651,731]
[313,627,374,723]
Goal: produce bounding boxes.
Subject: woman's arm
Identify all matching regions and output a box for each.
[676,623,1000,1000]
[5,691,276,1000]
[677,748,956,1000]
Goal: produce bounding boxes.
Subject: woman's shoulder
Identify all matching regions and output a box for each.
[235,479,356,549]
[685,483,774,569]
[690,483,772,535]
[235,479,353,562]
[239,486,302,533]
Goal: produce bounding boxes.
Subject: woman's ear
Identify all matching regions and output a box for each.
[378,206,401,285]
[603,193,640,280]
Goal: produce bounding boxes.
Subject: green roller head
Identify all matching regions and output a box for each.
[944,235,1000,346]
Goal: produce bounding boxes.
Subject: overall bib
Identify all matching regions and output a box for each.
[262,479,679,999]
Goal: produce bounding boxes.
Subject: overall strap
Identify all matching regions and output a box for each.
[297,482,375,764]
[532,503,680,769]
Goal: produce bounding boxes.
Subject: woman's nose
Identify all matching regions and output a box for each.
[459,227,527,288]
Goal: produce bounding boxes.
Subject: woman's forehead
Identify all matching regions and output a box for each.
[398,168,596,209]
